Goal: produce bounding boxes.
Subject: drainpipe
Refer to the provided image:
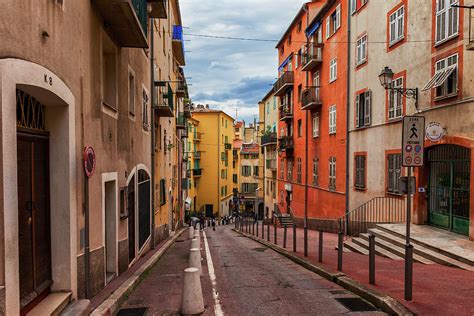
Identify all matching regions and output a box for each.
[303,3,309,246]
[150,18,156,249]
[218,113,221,219]
[344,2,352,231]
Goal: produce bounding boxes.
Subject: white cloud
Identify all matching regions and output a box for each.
[180,0,306,123]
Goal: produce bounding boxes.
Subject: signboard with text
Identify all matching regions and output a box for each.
[402,116,425,167]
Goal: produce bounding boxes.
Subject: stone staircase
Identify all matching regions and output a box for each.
[344,224,474,271]
[277,214,294,227]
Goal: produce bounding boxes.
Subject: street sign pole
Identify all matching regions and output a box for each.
[401,116,424,302]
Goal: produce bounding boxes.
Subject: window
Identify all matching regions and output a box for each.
[102,33,118,110]
[288,35,292,45]
[242,183,257,194]
[281,158,285,179]
[356,35,367,65]
[389,6,405,45]
[435,54,458,98]
[297,20,302,33]
[287,160,293,181]
[142,88,150,130]
[326,4,341,39]
[351,0,357,14]
[254,166,259,177]
[435,0,459,44]
[355,90,371,128]
[423,54,458,97]
[312,113,320,137]
[128,70,135,115]
[387,154,402,194]
[312,158,319,186]
[329,58,337,82]
[298,84,302,103]
[329,105,337,134]
[297,119,302,137]
[355,155,366,189]
[329,157,336,190]
[389,77,404,119]
[242,166,251,176]
[233,174,238,183]
[297,158,302,184]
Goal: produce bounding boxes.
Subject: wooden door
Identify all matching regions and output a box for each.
[17,133,51,311]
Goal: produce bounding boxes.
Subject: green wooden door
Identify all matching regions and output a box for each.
[428,145,471,235]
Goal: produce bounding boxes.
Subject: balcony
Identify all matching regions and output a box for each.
[266,159,277,171]
[261,132,277,146]
[193,151,202,160]
[183,153,189,162]
[273,71,294,96]
[225,143,232,150]
[184,106,192,118]
[176,113,186,129]
[92,0,148,48]
[154,81,174,117]
[186,170,191,178]
[193,168,202,177]
[172,25,186,66]
[279,136,294,153]
[147,0,167,18]
[193,132,202,142]
[301,86,322,110]
[176,81,187,98]
[181,127,188,139]
[301,43,323,72]
[279,105,293,121]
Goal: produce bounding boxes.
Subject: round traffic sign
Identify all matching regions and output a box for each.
[83,146,96,178]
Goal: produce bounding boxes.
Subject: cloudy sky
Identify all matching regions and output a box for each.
[180,0,307,124]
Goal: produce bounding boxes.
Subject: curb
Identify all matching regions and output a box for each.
[232,228,413,316]
[91,228,187,316]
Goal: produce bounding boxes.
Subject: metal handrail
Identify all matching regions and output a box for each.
[337,196,406,237]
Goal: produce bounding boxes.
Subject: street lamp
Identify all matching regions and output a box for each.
[379,66,419,111]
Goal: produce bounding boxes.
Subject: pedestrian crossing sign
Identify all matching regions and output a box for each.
[402,116,425,167]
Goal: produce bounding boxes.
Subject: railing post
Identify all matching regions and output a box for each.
[274,223,277,245]
[318,230,323,263]
[338,219,343,272]
[304,226,308,257]
[256,220,259,237]
[293,224,297,252]
[369,234,376,285]
[267,222,270,242]
[252,220,255,235]
[283,225,287,249]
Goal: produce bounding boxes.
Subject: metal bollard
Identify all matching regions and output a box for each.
[252,221,255,235]
[256,221,259,237]
[369,234,375,285]
[293,224,297,252]
[274,224,277,245]
[304,226,308,257]
[267,222,270,242]
[283,225,287,249]
[318,230,323,263]
[235,218,237,229]
[337,232,343,272]
[405,244,414,301]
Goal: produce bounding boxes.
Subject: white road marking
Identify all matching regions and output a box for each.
[203,231,224,316]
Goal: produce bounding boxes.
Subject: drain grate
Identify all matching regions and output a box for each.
[335,298,377,312]
[329,290,348,295]
[117,307,148,316]
[175,239,185,243]
[251,247,268,252]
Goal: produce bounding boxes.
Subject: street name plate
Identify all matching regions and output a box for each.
[402,116,425,167]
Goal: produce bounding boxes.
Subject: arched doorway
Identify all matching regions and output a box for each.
[428,144,471,235]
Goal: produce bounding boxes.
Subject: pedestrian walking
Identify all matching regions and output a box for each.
[212,216,216,231]
[199,215,205,231]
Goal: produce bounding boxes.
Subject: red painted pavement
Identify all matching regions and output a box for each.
[250,223,474,315]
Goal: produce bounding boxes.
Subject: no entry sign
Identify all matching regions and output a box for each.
[402,116,425,167]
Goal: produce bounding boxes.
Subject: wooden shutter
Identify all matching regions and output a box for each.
[336,4,341,29]
[355,95,360,128]
[326,17,330,39]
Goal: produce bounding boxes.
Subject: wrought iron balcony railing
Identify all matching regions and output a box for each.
[279,105,293,121]
[225,143,232,150]
[176,113,186,129]
[154,81,174,117]
[274,71,294,96]
[278,136,294,152]
[193,168,202,177]
[261,132,278,146]
[302,43,323,72]
[301,86,323,110]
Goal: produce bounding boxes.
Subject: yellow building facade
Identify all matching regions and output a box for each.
[191,106,234,218]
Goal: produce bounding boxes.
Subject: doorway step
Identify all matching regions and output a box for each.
[26,292,71,316]
[344,223,474,271]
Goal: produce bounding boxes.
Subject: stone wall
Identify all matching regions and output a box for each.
[76,247,105,299]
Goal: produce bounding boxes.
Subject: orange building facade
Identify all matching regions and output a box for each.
[276,0,349,230]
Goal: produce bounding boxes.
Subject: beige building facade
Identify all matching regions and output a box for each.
[348,1,474,238]
[0,0,187,314]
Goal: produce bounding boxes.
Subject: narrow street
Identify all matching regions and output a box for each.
[119,225,384,315]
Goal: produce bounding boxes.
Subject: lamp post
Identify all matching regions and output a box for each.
[379,66,419,301]
[379,66,419,111]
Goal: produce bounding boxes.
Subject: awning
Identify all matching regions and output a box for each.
[422,65,457,91]
[278,53,293,71]
[305,21,322,37]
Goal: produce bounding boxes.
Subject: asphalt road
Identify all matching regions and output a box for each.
[119,225,385,315]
